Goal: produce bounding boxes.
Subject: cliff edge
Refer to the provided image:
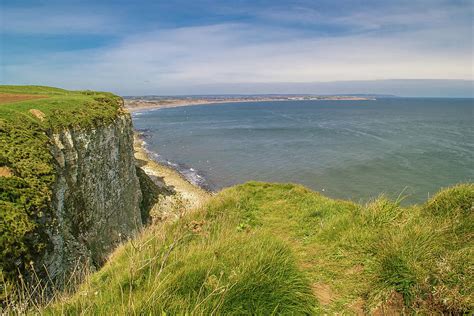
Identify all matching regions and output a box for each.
[0,86,144,293]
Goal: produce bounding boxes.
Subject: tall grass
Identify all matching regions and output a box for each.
[45,195,317,315]
[1,258,91,315]
[3,182,472,314]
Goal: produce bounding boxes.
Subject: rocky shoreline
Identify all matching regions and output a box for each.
[133,134,211,221]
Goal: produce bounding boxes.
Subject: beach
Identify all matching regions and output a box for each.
[126,99,224,112]
[134,134,211,220]
[124,95,374,112]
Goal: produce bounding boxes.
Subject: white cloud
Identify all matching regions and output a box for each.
[3,17,473,95]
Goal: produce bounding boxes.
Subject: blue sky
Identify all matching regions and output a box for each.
[1,0,473,96]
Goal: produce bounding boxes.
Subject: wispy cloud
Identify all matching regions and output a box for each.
[258,0,473,37]
[1,0,472,95]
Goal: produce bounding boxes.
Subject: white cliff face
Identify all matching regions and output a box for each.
[45,114,142,283]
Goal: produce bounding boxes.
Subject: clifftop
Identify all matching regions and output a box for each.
[0,85,141,296]
[0,85,123,129]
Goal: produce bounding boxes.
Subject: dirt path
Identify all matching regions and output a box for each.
[0,93,48,104]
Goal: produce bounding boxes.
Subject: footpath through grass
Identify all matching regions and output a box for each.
[46,182,473,314]
[0,85,123,293]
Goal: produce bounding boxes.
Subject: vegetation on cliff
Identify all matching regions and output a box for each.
[0,86,123,290]
[46,182,473,314]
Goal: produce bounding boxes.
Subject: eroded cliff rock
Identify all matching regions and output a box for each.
[44,114,142,283]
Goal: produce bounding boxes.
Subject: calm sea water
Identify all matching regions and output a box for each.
[132,98,473,204]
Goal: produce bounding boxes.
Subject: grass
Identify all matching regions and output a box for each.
[0,85,123,292]
[38,181,473,314]
[0,85,123,130]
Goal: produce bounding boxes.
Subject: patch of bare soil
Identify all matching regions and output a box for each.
[312,283,336,305]
[0,93,48,104]
[346,264,364,275]
[349,298,366,315]
[29,109,46,121]
[0,166,13,177]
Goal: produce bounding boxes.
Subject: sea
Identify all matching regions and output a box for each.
[132,98,473,204]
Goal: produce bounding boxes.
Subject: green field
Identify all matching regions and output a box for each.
[0,85,122,129]
[46,182,473,314]
[0,86,123,289]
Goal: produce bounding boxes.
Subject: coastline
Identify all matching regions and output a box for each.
[125,96,374,113]
[134,134,211,218]
[126,99,231,112]
[127,96,376,210]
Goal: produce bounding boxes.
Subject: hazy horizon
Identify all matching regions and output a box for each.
[122,79,473,98]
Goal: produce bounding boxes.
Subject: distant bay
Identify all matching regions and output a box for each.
[132,98,473,204]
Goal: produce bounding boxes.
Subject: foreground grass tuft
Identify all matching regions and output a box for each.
[39,182,473,314]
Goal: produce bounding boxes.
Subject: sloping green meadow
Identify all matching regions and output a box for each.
[48,182,473,314]
[0,86,122,287]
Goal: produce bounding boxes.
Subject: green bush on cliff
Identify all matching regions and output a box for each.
[0,86,123,285]
[46,182,473,314]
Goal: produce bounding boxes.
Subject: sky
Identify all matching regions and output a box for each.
[1,0,473,96]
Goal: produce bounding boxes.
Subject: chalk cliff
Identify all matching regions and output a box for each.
[44,114,142,283]
[0,87,150,292]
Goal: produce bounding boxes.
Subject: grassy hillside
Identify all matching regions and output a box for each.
[45,182,473,314]
[0,85,123,129]
[0,86,123,290]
